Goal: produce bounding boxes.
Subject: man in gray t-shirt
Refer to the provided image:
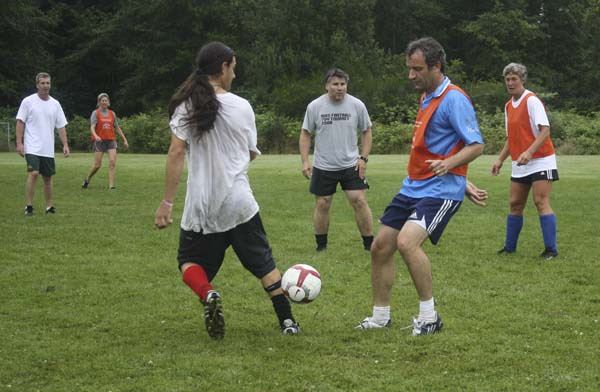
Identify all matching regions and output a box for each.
[299,68,374,252]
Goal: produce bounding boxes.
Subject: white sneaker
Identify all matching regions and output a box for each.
[355,317,391,330]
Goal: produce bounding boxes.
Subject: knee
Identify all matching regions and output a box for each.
[396,235,415,258]
[370,236,394,263]
[533,196,550,212]
[28,171,40,180]
[315,197,332,212]
[93,162,102,170]
[350,196,368,211]
[108,160,116,169]
[509,200,525,214]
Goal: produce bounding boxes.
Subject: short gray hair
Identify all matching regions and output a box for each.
[96,93,110,107]
[503,63,527,82]
[36,72,51,83]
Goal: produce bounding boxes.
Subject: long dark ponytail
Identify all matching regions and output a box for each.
[168,42,235,138]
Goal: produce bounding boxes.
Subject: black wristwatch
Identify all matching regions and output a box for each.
[359,156,368,163]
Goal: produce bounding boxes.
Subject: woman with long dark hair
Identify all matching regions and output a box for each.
[155,42,300,339]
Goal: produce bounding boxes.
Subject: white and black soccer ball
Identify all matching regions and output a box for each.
[281,264,321,304]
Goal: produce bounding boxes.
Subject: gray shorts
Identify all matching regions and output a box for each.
[93,140,117,153]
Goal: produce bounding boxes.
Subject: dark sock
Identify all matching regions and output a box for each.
[315,234,327,250]
[271,293,294,326]
[362,235,374,250]
[182,265,212,302]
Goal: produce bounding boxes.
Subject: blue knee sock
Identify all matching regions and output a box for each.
[505,215,523,252]
[539,214,557,252]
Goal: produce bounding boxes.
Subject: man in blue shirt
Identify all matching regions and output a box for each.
[357,37,486,336]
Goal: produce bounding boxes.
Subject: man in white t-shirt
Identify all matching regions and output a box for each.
[16,72,70,216]
[299,68,374,252]
[155,42,300,339]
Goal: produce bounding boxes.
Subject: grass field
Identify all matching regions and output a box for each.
[1,152,599,391]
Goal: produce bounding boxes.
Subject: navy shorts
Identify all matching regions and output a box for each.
[177,213,276,281]
[310,166,369,196]
[511,169,559,184]
[379,194,462,245]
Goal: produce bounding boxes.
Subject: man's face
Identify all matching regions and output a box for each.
[36,77,51,98]
[406,50,440,94]
[325,76,347,101]
[504,73,525,97]
[221,56,236,91]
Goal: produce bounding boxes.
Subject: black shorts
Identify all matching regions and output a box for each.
[310,166,369,196]
[25,154,55,177]
[511,169,559,184]
[176,213,276,281]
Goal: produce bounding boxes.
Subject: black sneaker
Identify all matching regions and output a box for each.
[316,244,327,252]
[204,291,224,340]
[45,206,56,214]
[82,179,89,189]
[540,248,558,260]
[24,205,33,216]
[109,186,116,190]
[412,313,443,336]
[497,247,515,255]
[281,319,301,335]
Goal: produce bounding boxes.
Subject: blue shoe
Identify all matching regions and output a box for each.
[412,313,443,336]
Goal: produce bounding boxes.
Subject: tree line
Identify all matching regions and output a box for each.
[1,0,600,153]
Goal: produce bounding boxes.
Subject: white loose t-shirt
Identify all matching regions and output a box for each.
[504,89,556,177]
[170,92,260,233]
[16,94,68,158]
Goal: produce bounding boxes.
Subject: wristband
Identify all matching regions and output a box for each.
[359,156,368,163]
[161,199,173,208]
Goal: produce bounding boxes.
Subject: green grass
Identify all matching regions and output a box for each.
[1,153,599,391]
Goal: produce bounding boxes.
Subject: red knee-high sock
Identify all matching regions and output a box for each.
[182,265,212,302]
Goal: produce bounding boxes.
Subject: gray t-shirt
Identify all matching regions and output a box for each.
[302,94,372,170]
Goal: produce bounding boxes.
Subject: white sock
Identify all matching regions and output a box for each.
[418,298,436,322]
[372,306,390,324]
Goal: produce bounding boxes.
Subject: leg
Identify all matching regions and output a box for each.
[107,149,117,188]
[532,180,558,255]
[344,189,374,236]
[502,181,531,252]
[42,175,53,209]
[25,171,39,206]
[86,151,104,183]
[396,222,431,301]
[314,195,333,234]
[370,225,400,306]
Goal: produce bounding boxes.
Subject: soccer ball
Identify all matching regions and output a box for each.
[281,264,321,304]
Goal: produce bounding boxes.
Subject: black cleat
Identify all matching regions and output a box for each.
[540,248,558,260]
[45,206,56,214]
[204,291,225,340]
[316,244,327,252]
[281,319,301,335]
[82,179,89,189]
[24,205,33,216]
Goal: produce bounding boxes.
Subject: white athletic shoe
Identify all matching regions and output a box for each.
[355,317,392,330]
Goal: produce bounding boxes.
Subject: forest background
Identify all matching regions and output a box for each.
[1,0,600,154]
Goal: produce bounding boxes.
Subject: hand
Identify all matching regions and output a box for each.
[63,145,70,157]
[16,142,24,157]
[355,159,366,179]
[516,151,532,166]
[123,140,129,150]
[155,202,173,229]
[94,135,102,142]
[491,160,503,176]
[465,181,488,207]
[302,162,312,179]
[425,159,450,177]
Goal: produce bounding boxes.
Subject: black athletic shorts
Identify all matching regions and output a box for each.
[176,213,276,281]
[310,166,369,196]
[25,154,56,177]
[511,169,559,184]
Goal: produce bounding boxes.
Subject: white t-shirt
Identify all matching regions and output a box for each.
[170,92,261,233]
[302,94,372,170]
[16,94,68,158]
[504,90,556,177]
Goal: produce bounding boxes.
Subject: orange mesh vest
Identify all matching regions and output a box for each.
[407,85,470,180]
[506,93,554,161]
[95,109,116,141]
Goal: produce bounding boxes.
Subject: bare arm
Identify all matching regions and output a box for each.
[492,140,510,175]
[356,127,372,179]
[427,143,484,176]
[58,127,70,157]
[155,135,186,229]
[15,120,25,157]
[299,128,313,179]
[116,126,129,149]
[516,125,550,166]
